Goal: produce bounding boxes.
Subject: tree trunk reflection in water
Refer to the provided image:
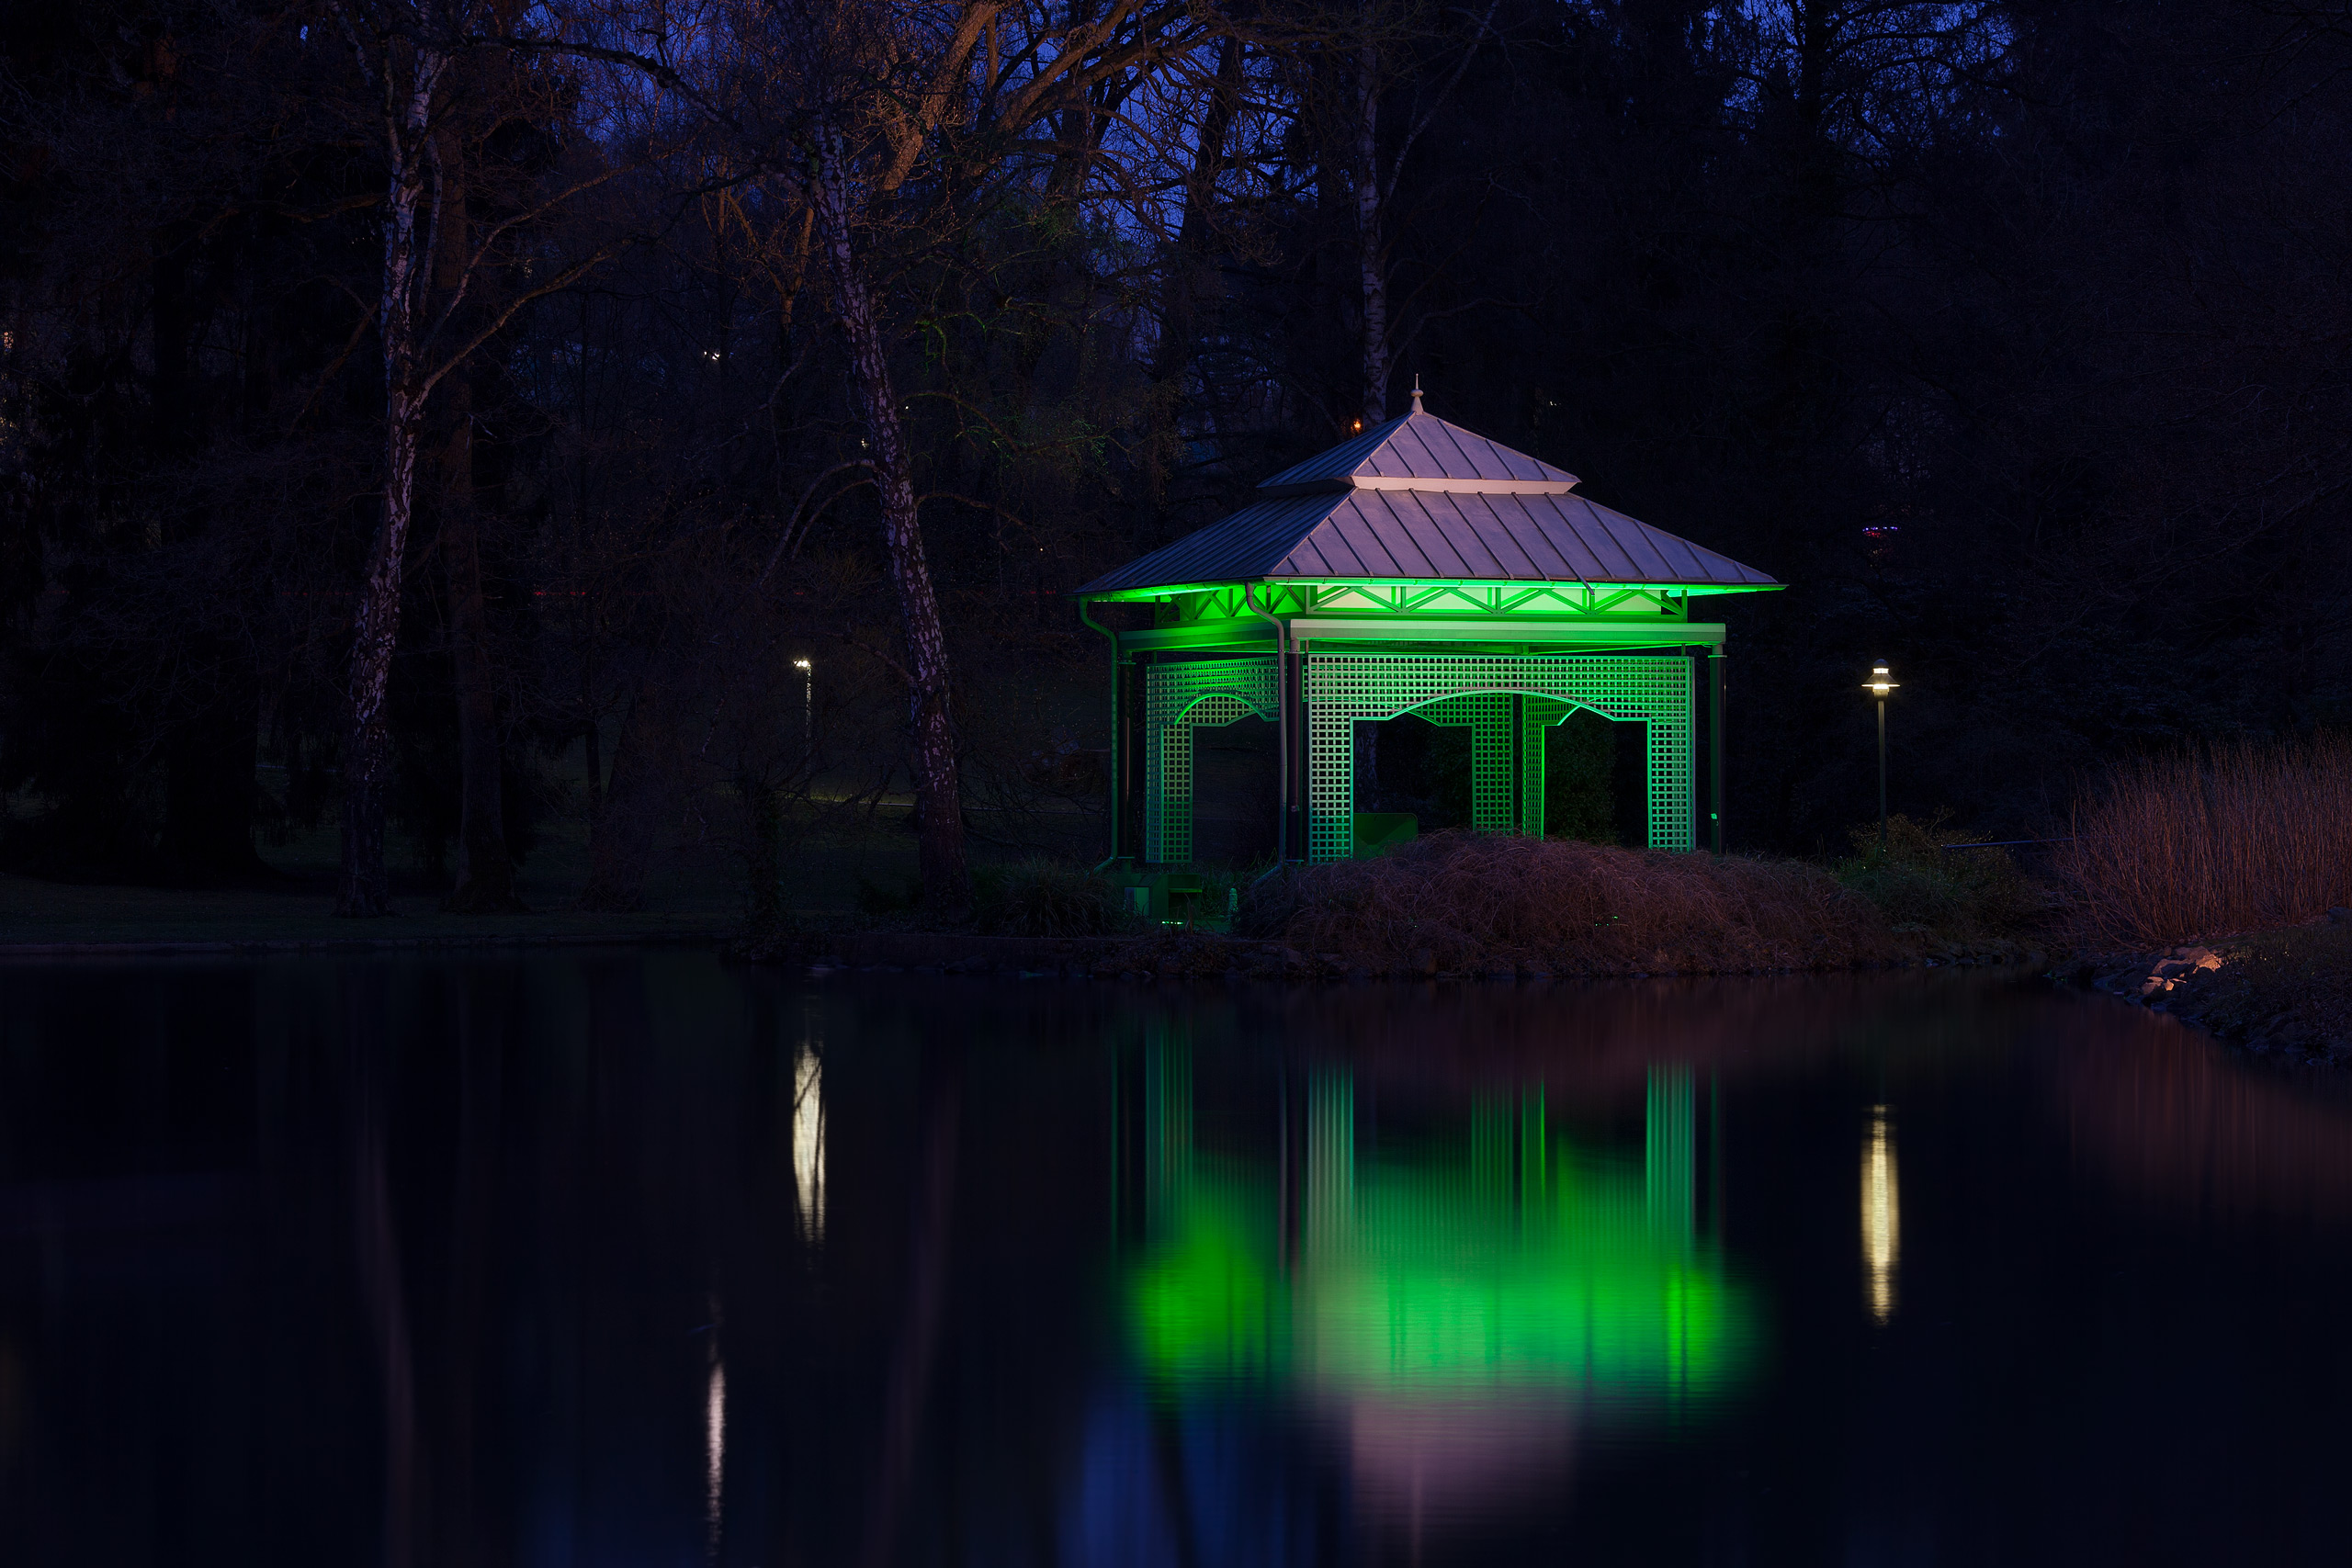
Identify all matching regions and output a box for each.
[441,972,507,1567]
[347,968,419,1568]
[859,1049,961,1568]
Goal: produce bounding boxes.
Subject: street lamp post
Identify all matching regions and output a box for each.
[1861,661,1897,852]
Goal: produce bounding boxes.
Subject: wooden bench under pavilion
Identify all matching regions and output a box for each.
[1075,394,1779,865]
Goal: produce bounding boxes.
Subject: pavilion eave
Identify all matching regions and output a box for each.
[1076,576,1785,606]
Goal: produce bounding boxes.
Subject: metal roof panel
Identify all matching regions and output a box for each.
[1076,418,1774,595]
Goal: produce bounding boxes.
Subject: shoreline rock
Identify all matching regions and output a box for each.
[2078,931,2352,1066]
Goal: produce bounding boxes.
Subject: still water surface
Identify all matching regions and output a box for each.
[4,953,2352,1564]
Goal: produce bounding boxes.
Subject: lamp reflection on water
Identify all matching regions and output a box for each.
[705,1343,726,1554]
[793,1038,826,1244]
[1863,1105,1899,1323]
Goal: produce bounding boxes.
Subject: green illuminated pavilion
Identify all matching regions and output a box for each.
[1076,393,1780,863]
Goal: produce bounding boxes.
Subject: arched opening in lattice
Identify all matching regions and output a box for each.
[1304,656,1692,861]
[1354,696,1645,847]
[1144,667,1282,864]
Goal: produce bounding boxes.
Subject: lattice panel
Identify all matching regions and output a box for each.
[1305,655,1691,862]
[1144,658,1279,863]
[1410,694,1514,833]
[1521,698,1571,840]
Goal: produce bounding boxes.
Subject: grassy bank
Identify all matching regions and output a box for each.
[0,874,739,949]
[32,734,2352,999]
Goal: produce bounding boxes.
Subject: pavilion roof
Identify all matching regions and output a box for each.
[1076,409,1775,598]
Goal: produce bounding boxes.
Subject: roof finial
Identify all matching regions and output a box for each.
[1410,375,1424,414]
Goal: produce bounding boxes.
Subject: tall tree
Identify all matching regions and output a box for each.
[1340,0,1495,426]
[325,0,629,914]
[672,0,1229,910]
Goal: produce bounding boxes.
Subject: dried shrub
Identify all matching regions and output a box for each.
[1239,830,1899,975]
[2053,734,2352,947]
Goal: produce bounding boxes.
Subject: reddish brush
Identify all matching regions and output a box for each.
[1244,830,1899,975]
[2053,734,2352,947]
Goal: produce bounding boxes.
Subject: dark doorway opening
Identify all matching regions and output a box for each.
[1192,716,1279,865]
[1354,715,1473,833]
[1544,709,1647,846]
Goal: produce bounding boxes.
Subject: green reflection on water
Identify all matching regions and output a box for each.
[1126,1053,1757,1410]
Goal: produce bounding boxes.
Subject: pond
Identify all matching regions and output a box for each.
[4,953,2351,1565]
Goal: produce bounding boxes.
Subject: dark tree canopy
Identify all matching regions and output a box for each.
[2,0,2347,899]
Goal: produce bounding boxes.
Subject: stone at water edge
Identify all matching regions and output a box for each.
[2129,947,2226,997]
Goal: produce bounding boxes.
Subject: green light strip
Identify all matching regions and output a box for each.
[1079,578,1782,607]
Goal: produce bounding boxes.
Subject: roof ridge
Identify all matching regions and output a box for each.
[1255,410,1579,492]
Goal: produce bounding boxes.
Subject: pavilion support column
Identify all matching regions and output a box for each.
[1146,711,1198,865]
[1689,649,1704,852]
[1144,715,1169,863]
[1509,694,1528,836]
[1283,643,1308,861]
[1645,686,1696,853]
[1104,649,1125,861]
[1521,699,1558,840]
[1467,698,1515,835]
[1708,649,1724,853]
[1117,657,1148,862]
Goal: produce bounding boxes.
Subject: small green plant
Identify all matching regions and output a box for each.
[854,873,924,916]
[1835,811,2040,939]
[974,859,1131,937]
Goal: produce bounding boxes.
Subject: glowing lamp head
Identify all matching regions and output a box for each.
[1862,661,1897,697]
[792,659,811,671]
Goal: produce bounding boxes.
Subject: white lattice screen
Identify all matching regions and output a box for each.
[1305,654,1690,862]
[1143,658,1279,863]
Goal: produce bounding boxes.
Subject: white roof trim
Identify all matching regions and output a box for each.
[1259,475,1581,498]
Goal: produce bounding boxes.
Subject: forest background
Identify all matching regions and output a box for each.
[3,0,2348,925]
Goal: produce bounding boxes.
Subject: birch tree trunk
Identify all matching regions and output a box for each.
[338,50,440,917]
[808,144,970,911]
